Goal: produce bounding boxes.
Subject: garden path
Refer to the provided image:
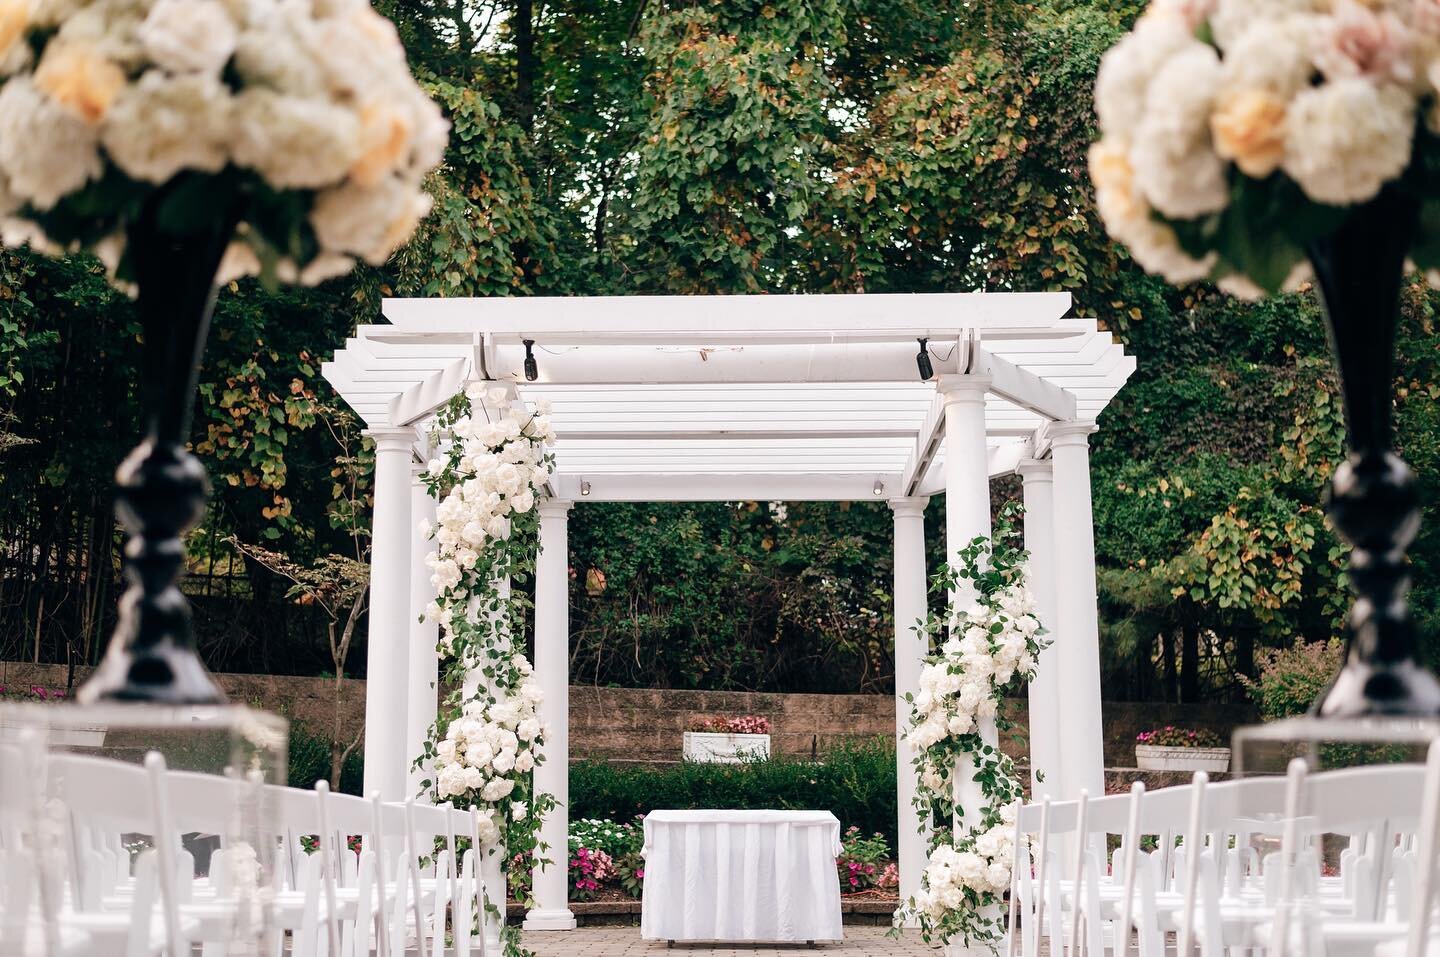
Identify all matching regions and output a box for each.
[518,927,941,954]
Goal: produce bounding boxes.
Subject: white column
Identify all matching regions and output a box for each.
[940,375,994,587]
[407,472,439,800]
[1017,458,1062,799]
[939,375,998,955]
[362,427,415,802]
[1049,421,1106,800]
[890,496,929,916]
[525,499,577,931]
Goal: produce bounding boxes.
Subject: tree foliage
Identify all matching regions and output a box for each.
[2,0,1439,702]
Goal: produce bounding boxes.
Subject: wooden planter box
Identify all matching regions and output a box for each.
[682,731,770,764]
[1135,744,1230,773]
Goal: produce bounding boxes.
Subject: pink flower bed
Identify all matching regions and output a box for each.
[688,715,770,735]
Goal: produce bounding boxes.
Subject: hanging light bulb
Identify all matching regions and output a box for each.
[873,479,885,496]
[915,338,934,381]
[523,339,539,381]
[580,480,591,496]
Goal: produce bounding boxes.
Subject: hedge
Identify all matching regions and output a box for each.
[570,738,899,847]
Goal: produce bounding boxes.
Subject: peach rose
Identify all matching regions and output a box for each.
[0,0,26,59]
[34,44,126,124]
[1088,140,1144,223]
[1211,88,1288,177]
[351,100,413,187]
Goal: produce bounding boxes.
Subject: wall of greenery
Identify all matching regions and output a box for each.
[2,0,1438,707]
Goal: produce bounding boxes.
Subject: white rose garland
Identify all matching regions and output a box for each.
[896,509,1048,951]
[418,382,557,957]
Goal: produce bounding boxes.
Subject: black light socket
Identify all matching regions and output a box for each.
[523,339,538,381]
[916,338,934,381]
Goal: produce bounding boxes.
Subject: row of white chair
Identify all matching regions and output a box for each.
[1,735,511,957]
[1007,740,1440,956]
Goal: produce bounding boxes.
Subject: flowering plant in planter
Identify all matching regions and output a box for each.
[1136,726,1225,748]
[688,715,771,734]
[569,846,615,901]
[837,826,894,893]
[0,685,67,701]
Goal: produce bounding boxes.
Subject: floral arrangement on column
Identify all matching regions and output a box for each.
[417,382,556,956]
[0,0,447,284]
[1088,0,1440,296]
[896,506,1049,950]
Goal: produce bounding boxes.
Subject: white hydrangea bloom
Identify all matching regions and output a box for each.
[1093,13,1194,142]
[231,88,361,189]
[0,77,101,209]
[1131,43,1229,219]
[101,71,232,183]
[137,0,238,75]
[1283,78,1415,204]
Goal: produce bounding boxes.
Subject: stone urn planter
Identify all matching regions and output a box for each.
[683,731,771,764]
[1135,744,1230,773]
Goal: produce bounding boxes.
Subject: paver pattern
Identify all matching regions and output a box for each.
[519,927,941,955]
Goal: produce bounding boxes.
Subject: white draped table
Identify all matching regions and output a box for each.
[640,809,844,944]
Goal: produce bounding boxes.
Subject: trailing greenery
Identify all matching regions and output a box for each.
[570,740,899,849]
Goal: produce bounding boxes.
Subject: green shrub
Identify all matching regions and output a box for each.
[286,721,364,795]
[570,739,898,847]
[1239,639,1343,721]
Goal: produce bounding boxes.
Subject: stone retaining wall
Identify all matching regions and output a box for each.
[4,661,1255,770]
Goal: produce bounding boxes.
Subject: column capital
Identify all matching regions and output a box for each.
[1016,458,1054,483]
[888,496,929,517]
[1047,420,1098,447]
[538,498,575,518]
[935,373,992,403]
[364,425,417,451]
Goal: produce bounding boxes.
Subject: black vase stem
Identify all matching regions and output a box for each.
[78,194,238,705]
[1308,188,1440,716]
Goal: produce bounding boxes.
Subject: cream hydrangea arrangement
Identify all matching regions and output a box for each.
[1090,0,1440,296]
[896,505,1046,950]
[0,0,447,284]
[417,382,556,957]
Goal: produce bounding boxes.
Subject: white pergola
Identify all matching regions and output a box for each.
[322,292,1134,934]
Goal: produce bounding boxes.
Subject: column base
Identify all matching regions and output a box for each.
[522,908,577,931]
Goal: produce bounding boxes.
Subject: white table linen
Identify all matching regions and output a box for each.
[640,809,844,943]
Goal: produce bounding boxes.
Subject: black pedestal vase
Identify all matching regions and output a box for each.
[1309,186,1440,717]
[77,199,236,705]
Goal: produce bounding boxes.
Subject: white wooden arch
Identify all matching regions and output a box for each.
[322,292,1133,936]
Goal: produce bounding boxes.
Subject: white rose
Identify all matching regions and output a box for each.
[516,718,541,742]
[514,750,535,773]
[138,0,237,75]
[510,801,528,822]
[481,777,515,802]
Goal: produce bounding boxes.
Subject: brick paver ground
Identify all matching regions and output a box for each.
[519,927,941,955]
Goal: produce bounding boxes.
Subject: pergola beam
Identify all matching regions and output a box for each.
[553,473,899,502]
[970,348,1076,423]
[382,292,1076,342]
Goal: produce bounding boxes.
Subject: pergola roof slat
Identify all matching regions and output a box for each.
[323,293,1135,497]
